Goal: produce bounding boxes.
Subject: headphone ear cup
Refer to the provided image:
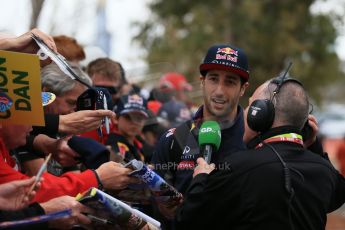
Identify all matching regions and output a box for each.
[247,99,275,133]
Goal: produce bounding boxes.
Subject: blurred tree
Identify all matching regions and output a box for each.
[134,0,344,104]
[30,0,45,29]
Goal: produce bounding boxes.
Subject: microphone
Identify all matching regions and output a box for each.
[198,121,221,164]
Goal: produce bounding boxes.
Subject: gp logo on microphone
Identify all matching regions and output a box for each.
[200,127,221,137]
[200,127,213,132]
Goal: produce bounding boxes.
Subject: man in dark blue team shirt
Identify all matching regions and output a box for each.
[151,44,250,224]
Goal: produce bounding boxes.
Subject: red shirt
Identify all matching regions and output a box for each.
[0,138,98,203]
[79,123,115,144]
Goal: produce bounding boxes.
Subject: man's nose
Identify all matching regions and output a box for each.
[214,81,226,95]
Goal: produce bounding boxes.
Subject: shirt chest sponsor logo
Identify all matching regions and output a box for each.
[182,146,190,155]
[177,160,195,170]
[181,146,199,160]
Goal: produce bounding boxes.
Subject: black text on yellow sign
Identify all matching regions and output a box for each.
[0,50,44,126]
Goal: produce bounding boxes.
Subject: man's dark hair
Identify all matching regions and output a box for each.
[201,71,246,86]
[87,58,126,84]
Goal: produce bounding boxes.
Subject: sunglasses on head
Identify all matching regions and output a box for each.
[94,85,119,95]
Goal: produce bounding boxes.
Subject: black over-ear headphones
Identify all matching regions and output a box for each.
[247,63,303,133]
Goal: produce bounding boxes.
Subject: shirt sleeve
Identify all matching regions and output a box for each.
[32,114,59,137]
[14,146,45,164]
[328,170,345,212]
[0,203,48,229]
[0,156,98,203]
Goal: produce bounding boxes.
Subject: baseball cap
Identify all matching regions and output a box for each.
[159,72,193,91]
[158,100,192,127]
[199,44,249,81]
[115,94,148,118]
[68,135,109,169]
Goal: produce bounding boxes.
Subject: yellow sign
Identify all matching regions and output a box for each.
[0,50,44,126]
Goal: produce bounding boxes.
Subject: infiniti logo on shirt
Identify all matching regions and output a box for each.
[182,146,190,155]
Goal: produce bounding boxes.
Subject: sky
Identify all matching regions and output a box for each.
[0,0,344,73]
[0,0,151,72]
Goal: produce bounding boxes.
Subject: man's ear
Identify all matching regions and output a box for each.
[240,82,249,97]
[200,76,205,87]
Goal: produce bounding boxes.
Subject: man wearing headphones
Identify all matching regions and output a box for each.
[176,75,345,229]
[151,44,249,226]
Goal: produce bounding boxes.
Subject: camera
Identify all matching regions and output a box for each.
[76,87,112,111]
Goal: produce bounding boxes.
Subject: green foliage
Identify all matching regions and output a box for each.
[134,0,344,104]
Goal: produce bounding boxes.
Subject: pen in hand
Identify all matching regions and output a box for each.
[86,213,114,225]
[103,95,110,134]
[27,153,52,195]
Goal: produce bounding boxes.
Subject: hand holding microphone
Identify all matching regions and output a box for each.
[193,158,216,178]
[198,121,221,164]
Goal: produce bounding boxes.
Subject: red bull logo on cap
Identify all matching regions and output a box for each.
[216,47,239,63]
[128,94,143,105]
[217,47,238,56]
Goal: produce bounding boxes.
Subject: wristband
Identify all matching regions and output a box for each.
[92,170,104,190]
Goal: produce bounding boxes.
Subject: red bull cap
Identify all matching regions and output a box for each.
[115,94,148,118]
[199,44,249,81]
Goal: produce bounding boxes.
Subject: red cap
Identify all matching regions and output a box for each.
[147,100,162,115]
[159,72,193,91]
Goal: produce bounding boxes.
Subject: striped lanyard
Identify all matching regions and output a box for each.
[256,133,304,149]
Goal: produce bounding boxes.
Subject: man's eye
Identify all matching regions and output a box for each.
[226,80,236,85]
